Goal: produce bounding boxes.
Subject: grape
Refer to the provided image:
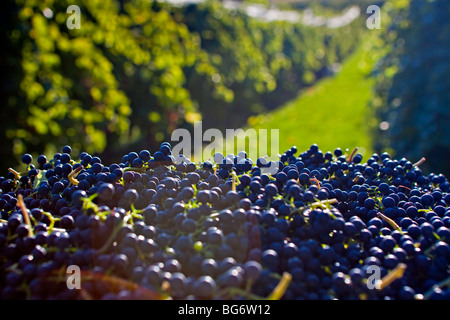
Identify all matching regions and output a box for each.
[97,183,115,201]
[0,143,449,300]
[62,145,72,154]
[21,153,33,165]
[139,150,151,162]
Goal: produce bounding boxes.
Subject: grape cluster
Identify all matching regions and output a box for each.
[0,143,449,300]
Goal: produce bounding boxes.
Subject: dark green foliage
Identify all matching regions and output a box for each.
[0,0,220,169]
[372,0,450,176]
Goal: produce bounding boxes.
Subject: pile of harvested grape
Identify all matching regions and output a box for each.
[0,143,449,300]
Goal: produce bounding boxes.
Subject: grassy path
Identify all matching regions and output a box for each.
[196,34,380,163]
[237,35,378,160]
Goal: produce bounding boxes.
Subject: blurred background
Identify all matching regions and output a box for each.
[1,0,449,176]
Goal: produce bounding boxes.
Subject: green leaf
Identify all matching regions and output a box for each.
[32,170,47,190]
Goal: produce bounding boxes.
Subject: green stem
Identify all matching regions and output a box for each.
[347,147,359,163]
[96,214,131,255]
[68,165,82,186]
[422,276,450,300]
[124,167,147,173]
[8,168,21,180]
[378,263,407,290]
[377,212,404,234]
[42,211,61,234]
[267,272,292,300]
[17,194,33,237]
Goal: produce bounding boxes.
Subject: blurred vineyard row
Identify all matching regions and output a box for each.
[370,0,450,176]
[0,0,364,169]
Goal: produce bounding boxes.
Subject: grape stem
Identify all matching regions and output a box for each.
[8,168,21,180]
[422,276,450,300]
[377,263,407,290]
[17,194,33,237]
[377,212,404,234]
[230,171,239,192]
[42,211,60,234]
[68,165,83,186]
[267,272,292,300]
[124,167,147,173]
[413,157,426,167]
[347,147,359,163]
[96,214,133,255]
[291,198,338,217]
[310,177,321,187]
